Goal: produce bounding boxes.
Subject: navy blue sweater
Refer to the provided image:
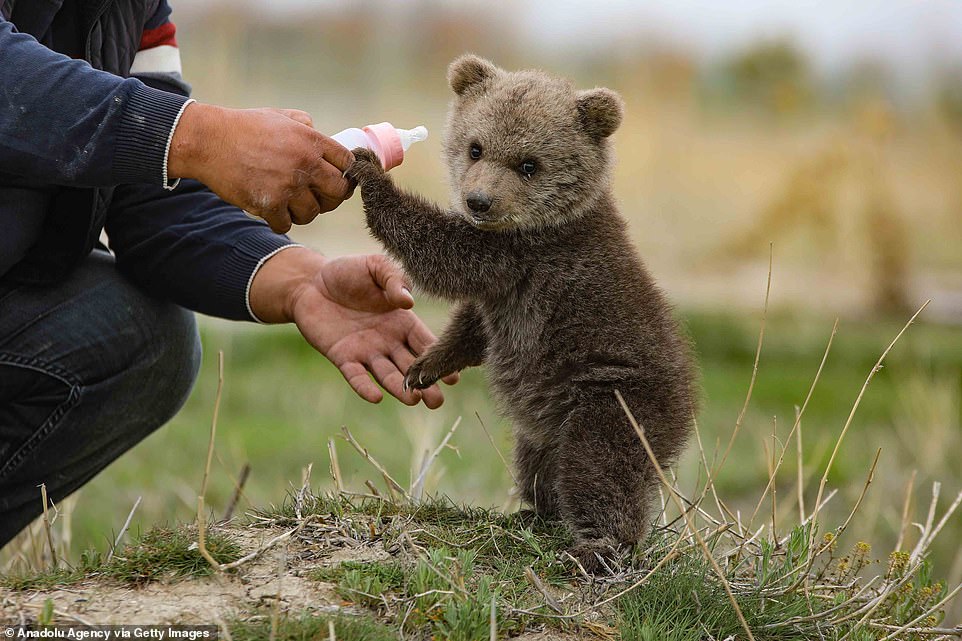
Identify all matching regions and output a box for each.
[0,1,294,320]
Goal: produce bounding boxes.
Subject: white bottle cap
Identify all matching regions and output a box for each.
[397,125,429,151]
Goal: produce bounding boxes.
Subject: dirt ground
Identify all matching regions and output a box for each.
[0,524,586,639]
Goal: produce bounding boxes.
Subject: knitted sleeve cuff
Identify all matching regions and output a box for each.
[112,82,191,186]
[212,231,302,322]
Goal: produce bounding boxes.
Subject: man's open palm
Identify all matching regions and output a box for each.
[290,254,456,408]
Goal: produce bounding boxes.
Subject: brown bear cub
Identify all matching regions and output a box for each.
[346,55,696,572]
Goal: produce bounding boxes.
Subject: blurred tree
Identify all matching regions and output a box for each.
[935,66,962,133]
[716,98,912,315]
[722,40,814,116]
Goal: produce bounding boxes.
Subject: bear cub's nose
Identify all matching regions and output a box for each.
[466,192,492,214]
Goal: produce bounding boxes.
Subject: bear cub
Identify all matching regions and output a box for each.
[346,55,696,572]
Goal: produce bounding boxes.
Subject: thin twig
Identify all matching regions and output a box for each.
[476,412,517,484]
[895,470,917,551]
[411,416,462,500]
[524,566,563,614]
[811,301,929,550]
[713,243,773,481]
[616,390,757,641]
[196,351,226,570]
[340,426,410,501]
[222,463,251,521]
[40,484,57,569]
[328,438,344,494]
[107,496,142,563]
[750,318,837,528]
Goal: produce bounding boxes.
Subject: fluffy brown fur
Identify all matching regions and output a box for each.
[346,54,696,571]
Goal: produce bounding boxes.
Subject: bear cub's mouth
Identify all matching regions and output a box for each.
[460,207,515,231]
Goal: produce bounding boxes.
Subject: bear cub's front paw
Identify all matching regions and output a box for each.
[344,147,385,185]
[403,354,450,391]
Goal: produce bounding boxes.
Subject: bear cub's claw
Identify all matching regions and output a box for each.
[403,356,440,391]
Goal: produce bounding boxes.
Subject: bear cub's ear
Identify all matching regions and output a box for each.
[449,54,500,96]
[576,88,624,140]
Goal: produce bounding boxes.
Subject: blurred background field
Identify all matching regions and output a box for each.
[5,0,962,620]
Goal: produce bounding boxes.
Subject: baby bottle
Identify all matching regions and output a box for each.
[331,122,429,171]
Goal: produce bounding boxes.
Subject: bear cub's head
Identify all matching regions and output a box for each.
[443,54,623,232]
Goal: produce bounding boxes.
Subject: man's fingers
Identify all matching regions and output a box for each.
[315,193,343,215]
[261,208,293,234]
[368,354,420,406]
[321,136,356,173]
[309,159,353,202]
[338,361,383,404]
[441,372,460,386]
[287,189,323,225]
[406,321,439,357]
[368,255,414,310]
[277,108,314,128]
[418,384,445,409]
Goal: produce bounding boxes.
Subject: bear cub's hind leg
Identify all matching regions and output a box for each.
[554,400,655,573]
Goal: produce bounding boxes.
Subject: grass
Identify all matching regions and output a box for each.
[26,306,956,574]
[1,524,241,590]
[2,305,960,636]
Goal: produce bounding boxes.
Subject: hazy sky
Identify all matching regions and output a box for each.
[182,0,962,73]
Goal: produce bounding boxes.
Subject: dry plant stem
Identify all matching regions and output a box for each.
[784,450,881,600]
[870,623,962,637]
[39,484,57,569]
[107,496,142,563]
[692,414,732,528]
[749,319,838,528]
[340,426,410,501]
[328,438,344,493]
[489,592,497,641]
[512,533,685,620]
[200,351,225,500]
[616,390,757,641]
[896,470,917,551]
[836,488,962,634]
[411,416,462,500]
[219,515,319,572]
[878,582,962,641]
[222,463,251,521]
[712,243,772,484]
[920,487,962,555]
[795,405,805,523]
[476,411,517,484]
[524,566,563,614]
[196,351,225,570]
[811,300,929,554]
[912,481,942,563]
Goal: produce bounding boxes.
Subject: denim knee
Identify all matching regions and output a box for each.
[136,303,202,427]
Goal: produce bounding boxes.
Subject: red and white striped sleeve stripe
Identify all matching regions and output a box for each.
[130,21,182,76]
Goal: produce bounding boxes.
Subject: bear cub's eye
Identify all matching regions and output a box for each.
[519,160,537,177]
[469,144,482,160]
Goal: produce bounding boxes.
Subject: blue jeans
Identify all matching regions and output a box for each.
[0,250,201,547]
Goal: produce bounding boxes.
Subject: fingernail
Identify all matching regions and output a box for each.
[402,287,413,298]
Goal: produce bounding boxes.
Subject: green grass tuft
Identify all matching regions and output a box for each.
[104,525,241,585]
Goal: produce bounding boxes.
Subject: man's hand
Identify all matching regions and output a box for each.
[248,247,457,408]
[167,103,354,233]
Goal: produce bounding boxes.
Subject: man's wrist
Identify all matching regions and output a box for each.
[167,100,218,181]
[248,245,326,323]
